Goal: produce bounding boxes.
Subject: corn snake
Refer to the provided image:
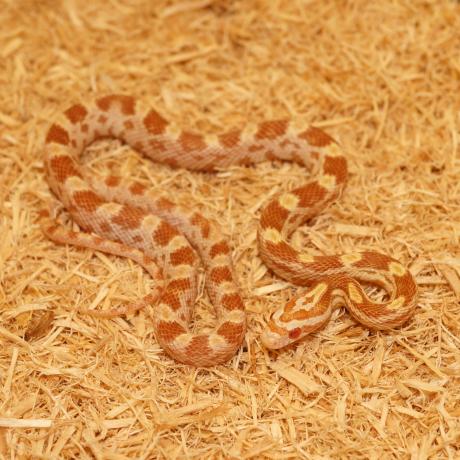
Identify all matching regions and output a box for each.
[42,95,418,366]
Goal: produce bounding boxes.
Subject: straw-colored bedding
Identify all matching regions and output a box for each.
[1,0,459,458]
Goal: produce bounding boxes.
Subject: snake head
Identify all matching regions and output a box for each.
[260,284,333,350]
[260,317,301,349]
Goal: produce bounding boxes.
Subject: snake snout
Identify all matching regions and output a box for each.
[260,328,291,350]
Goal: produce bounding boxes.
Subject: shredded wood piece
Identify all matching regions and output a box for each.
[24,311,55,341]
[0,419,53,429]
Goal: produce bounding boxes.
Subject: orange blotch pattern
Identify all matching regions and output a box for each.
[191,213,211,238]
[46,124,70,145]
[185,335,213,358]
[96,95,135,115]
[105,175,121,187]
[210,266,233,284]
[170,246,197,266]
[323,156,347,184]
[49,155,82,182]
[64,104,88,124]
[153,220,180,246]
[143,109,168,135]
[156,321,186,342]
[219,130,240,148]
[259,201,289,231]
[255,120,288,140]
[221,294,245,311]
[73,190,104,213]
[129,183,146,195]
[209,241,231,258]
[216,322,245,346]
[298,126,334,146]
[180,132,206,152]
[111,205,146,230]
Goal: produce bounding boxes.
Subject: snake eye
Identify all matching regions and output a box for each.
[288,327,301,340]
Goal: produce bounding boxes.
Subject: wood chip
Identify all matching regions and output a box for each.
[24,311,55,341]
[437,264,460,298]
[0,419,53,429]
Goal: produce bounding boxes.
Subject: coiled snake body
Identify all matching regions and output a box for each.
[43,95,418,366]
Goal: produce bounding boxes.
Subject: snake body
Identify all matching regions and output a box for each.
[43,95,418,366]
